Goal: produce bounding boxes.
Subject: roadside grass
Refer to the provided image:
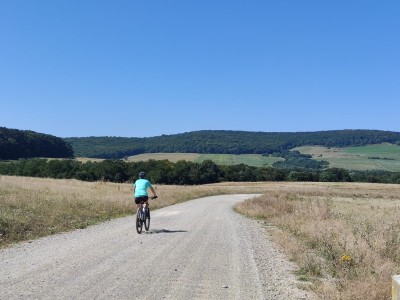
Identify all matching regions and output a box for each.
[235,182,400,300]
[295,143,400,171]
[0,176,130,247]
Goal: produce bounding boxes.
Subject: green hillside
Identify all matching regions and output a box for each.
[65,129,400,159]
[0,127,74,160]
[295,143,400,171]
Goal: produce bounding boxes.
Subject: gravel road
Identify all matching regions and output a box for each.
[0,194,316,300]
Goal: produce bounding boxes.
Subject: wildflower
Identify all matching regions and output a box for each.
[340,254,352,264]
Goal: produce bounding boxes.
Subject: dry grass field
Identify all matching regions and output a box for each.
[235,182,400,300]
[1,175,399,299]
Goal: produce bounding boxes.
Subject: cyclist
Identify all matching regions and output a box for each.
[133,171,157,208]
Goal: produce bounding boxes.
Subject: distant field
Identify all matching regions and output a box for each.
[78,144,400,171]
[126,153,201,163]
[195,154,282,167]
[127,153,282,167]
[295,143,400,171]
[75,157,105,163]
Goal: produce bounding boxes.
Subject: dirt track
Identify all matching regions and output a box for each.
[0,194,316,299]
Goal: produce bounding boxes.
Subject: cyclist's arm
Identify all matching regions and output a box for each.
[150,186,157,197]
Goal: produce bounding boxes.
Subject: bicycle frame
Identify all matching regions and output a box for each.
[136,198,154,234]
[139,202,148,219]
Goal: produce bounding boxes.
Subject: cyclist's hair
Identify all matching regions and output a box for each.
[139,171,146,179]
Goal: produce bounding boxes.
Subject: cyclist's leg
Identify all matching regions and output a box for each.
[135,196,146,209]
[144,200,150,216]
[134,197,140,208]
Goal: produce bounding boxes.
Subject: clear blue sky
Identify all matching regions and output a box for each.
[1,1,399,138]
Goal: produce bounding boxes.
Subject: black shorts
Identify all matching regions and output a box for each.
[135,196,149,204]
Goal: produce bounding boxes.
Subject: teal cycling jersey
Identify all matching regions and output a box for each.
[134,179,152,197]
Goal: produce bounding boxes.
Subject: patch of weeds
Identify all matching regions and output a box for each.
[296,268,312,282]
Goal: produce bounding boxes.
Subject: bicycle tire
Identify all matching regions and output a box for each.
[144,208,150,231]
[136,209,142,234]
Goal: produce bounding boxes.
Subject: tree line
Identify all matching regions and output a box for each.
[1,158,400,184]
[0,127,74,160]
[64,129,400,159]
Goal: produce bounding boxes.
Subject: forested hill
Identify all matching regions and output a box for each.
[65,130,400,159]
[0,127,74,160]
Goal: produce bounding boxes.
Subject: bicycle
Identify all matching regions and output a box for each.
[136,196,157,234]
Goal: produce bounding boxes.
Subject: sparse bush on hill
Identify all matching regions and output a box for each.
[272,150,329,170]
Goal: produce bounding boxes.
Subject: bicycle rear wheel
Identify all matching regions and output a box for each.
[136,210,142,234]
[144,208,150,231]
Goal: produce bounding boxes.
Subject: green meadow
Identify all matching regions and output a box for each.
[295,143,400,171]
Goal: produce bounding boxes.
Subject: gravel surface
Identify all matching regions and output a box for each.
[0,194,317,299]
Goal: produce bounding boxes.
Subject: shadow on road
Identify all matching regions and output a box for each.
[147,229,188,234]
